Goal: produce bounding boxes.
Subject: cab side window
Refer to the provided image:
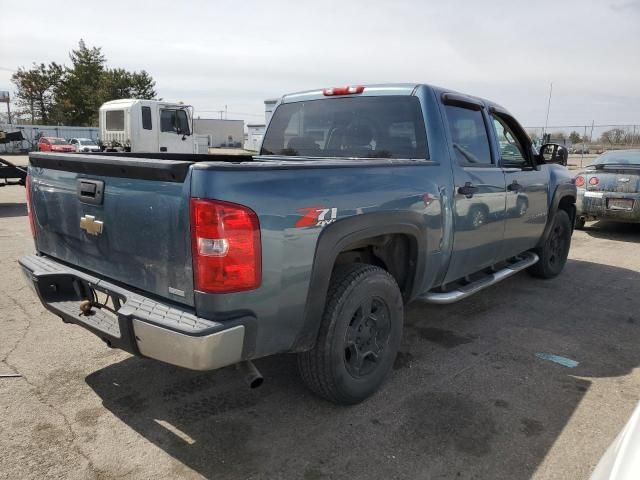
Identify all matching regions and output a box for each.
[160,109,190,135]
[160,109,177,133]
[141,106,152,130]
[445,105,492,166]
[491,116,528,167]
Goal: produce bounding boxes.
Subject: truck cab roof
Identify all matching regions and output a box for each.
[280,83,510,117]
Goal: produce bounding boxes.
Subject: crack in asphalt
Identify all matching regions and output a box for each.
[2,290,101,479]
[1,289,33,373]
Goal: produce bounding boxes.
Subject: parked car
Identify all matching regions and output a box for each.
[69,137,101,153]
[21,83,576,404]
[574,149,640,228]
[37,137,75,153]
[591,402,640,480]
[571,147,590,154]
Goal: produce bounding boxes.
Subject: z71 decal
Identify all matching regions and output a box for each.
[295,207,338,228]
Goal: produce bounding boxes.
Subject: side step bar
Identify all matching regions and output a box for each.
[420,252,539,304]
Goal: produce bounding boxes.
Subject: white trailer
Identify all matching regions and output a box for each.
[99,99,197,153]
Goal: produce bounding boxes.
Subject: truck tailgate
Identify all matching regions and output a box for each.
[28,153,196,306]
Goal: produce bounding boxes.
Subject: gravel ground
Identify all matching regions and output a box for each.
[1,158,639,479]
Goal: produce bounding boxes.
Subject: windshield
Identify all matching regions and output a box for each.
[261,96,428,159]
[593,150,640,166]
[50,138,69,145]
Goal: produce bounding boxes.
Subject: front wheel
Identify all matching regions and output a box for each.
[528,209,572,279]
[297,264,403,405]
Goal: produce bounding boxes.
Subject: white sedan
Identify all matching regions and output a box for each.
[591,402,640,479]
[69,138,101,153]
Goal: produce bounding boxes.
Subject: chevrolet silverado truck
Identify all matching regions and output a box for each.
[20,84,577,404]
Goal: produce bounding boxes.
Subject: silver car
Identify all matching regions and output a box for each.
[575,149,640,228]
[69,137,101,153]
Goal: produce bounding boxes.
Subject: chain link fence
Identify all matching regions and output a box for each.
[0,124,99,153]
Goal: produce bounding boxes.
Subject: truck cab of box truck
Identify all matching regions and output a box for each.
[99,99,195,153]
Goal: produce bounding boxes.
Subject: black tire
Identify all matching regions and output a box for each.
[297,263,403,405]
[528,209,572,279]
[574,216,586,230]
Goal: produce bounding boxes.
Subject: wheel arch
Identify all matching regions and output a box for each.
[291,211,428,352]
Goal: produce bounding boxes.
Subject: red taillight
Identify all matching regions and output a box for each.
[323,85,365,96]
[25,175,36,238]
[575,175,585,187]
[190,198,261,293]
[589,176,599,186]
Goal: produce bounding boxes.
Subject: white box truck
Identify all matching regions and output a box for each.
[99,99,203,153]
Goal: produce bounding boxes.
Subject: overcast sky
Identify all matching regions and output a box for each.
[1,0,639,128]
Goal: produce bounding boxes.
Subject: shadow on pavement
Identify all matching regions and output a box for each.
[85,259,640,479]
[583,221,640,243]
[0,202,27,218]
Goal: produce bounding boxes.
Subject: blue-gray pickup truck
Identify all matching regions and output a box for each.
[20,84,576,404]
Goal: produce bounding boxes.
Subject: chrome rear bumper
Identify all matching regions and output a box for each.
[19,254,245,371]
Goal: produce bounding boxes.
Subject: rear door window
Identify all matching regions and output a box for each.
[261,96,428,159]
[444,105,492,166]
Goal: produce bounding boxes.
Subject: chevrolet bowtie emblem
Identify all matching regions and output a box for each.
[80,215,104,235]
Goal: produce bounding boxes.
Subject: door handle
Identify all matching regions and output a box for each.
[457,182,478,198]
[160,147,167,152]
[507,181,522,192]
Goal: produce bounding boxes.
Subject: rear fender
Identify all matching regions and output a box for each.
[292,211,428,351]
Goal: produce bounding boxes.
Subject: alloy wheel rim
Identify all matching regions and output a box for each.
[548,222,566,265]
[344,296,391,378]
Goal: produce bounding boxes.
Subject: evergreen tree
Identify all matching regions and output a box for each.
[11,62,63,124]
[55,39,106,126]
[11,39,158,126]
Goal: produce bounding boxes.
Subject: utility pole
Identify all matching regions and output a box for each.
[7,94,12,125]
[543,82,553,138]
[0,91,12,125]
[582,125,587,166]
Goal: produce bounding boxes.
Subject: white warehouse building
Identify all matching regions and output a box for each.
[193,118,244,148]
[245,123,265,152]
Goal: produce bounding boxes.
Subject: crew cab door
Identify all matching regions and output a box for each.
[159,108,193,153]
[488,111,549,259]
[442,100,507,284]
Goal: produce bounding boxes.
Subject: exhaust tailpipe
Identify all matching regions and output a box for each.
[236,361,264,389]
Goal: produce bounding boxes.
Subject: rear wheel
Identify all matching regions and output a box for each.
[574,216,586,230]
[528,209,572,279]
[297,264,403,405]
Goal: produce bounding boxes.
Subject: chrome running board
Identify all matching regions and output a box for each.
[420,252,539,304]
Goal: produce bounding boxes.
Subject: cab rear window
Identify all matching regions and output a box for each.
[261,96,428,159]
